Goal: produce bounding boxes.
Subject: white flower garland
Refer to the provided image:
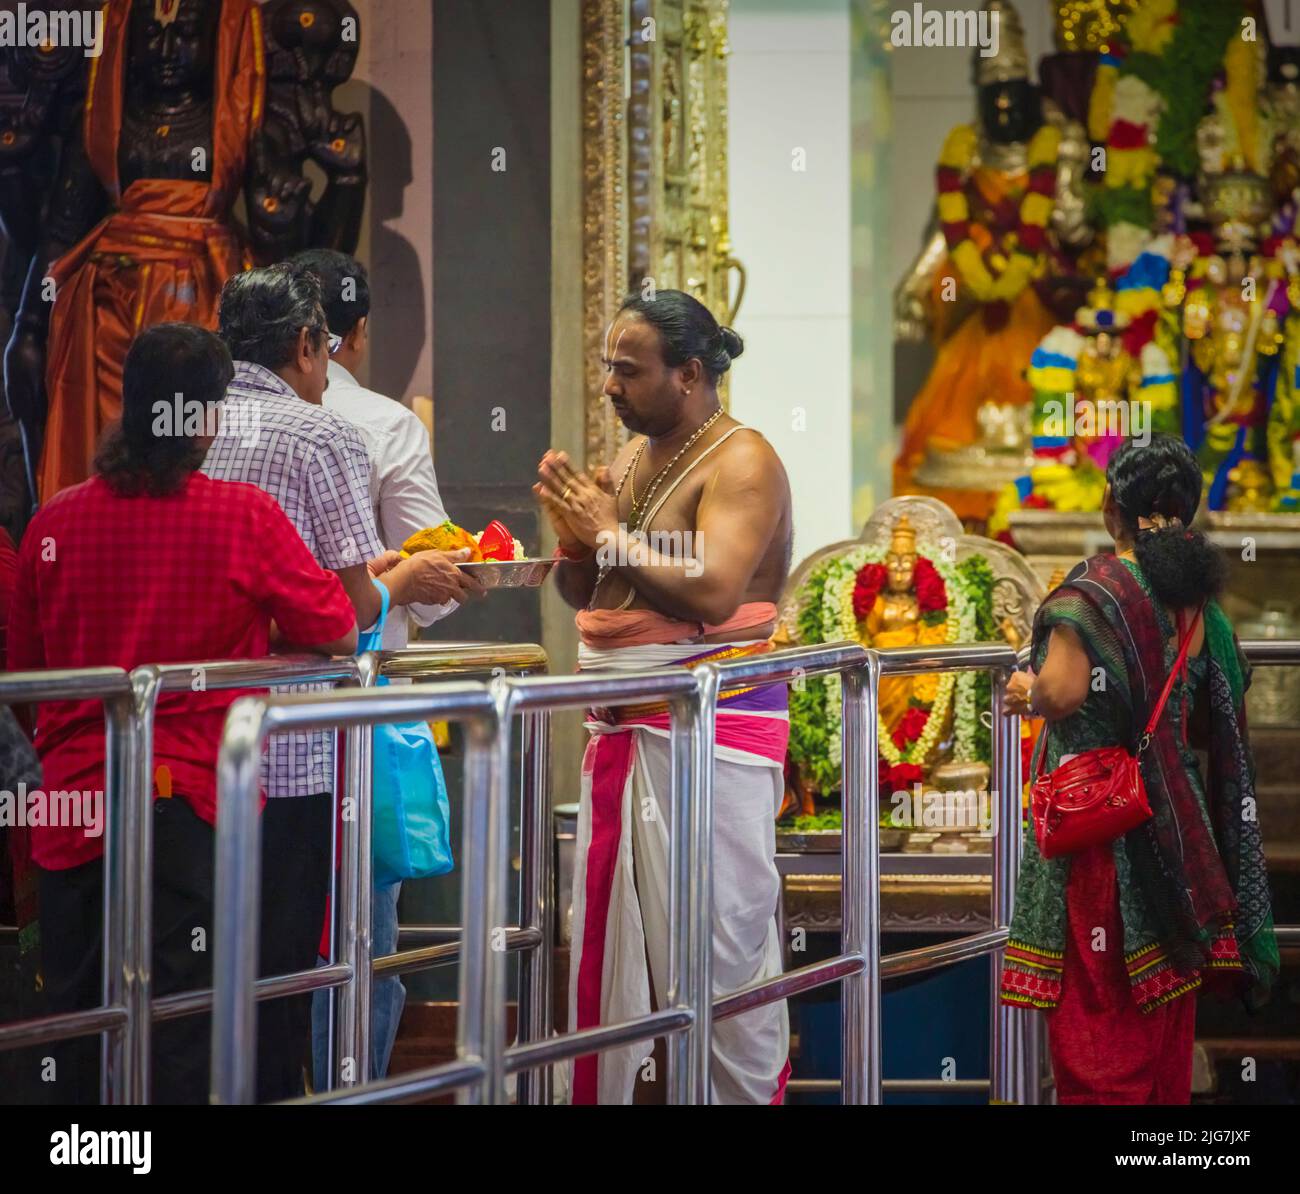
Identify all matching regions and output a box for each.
[811,543,979,777]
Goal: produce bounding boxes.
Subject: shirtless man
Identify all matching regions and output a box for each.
[534,289,794,1105]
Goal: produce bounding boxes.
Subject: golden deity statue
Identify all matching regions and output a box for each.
[862,516,951,737]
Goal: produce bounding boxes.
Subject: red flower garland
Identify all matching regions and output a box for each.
[892,705,930,750]
[851,563,887,622]
[879,758,924,798]
[853,557,948,621]
[913,557,948,614]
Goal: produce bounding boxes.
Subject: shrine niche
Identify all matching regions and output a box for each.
[777,495,1044,846]
[582,0,740,469]
[2,0,366,508]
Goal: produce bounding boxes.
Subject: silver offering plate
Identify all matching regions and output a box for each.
[457,558,557,588]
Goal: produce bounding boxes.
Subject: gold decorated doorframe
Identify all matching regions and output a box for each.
[580,0,739,469]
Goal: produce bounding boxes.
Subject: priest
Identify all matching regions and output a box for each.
[535,289,793,1105]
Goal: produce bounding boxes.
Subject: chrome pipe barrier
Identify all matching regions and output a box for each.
[685,641,1021,1104]
[131,655,363,1103]
[290,1059,488,1106]
[1238,640,1300,665]
[713,955,866,1022]
[879,928,1010,980]
[372,928,543,978]
[989,663,1025,1104]
[688,664,720,1104]
[317,642,547,1095]
[211,680,503,1105]
[694,642,877,1102]
[210,664,705,1106]
[505,1008,695,1075]
[496,668,705,1104]
[878,643,1024,1105]
[7,631,1300,1108]
[0,667,135,1105]
[153,964,353,1023]
[515,703,553,1106]
[0,1006,130,1051]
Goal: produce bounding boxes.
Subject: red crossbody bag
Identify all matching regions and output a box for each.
[1030,604,1204,859]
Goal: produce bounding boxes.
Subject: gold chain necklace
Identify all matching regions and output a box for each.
[593,407,725,600]
[625,407,724,532]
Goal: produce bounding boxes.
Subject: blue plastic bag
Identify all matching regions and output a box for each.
[359,578,454,884]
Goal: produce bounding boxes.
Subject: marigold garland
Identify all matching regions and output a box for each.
[936,122,1061,304]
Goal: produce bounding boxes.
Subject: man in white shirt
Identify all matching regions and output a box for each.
[294,249,464,1085]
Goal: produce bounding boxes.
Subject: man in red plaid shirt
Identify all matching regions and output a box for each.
[8,323,359,1104]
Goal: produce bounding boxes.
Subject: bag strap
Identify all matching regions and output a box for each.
[357,577,391,655]
[1138,602,1204,752]
[1030,600,1204,775]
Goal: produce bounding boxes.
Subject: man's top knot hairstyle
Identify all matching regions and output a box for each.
[292,248,371,337]
[1106,433,1226,608]
[619,287,744,384]
[218,262,328,370]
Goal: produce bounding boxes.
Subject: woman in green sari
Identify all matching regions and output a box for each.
[999,435,1277,1104]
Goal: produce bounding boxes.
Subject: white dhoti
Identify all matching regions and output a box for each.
[567,640,791,1105]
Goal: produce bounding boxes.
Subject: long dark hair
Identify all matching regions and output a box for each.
[1106,434,1226,608]
[618,288,743,383]
[95,323,234,497]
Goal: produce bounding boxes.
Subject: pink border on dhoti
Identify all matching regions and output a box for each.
[572,731,636,1104]
[572,708,790,1104]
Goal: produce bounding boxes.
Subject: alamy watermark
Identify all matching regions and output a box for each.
[887,783,999,836]
[0,784,103,837]
[152,393,262,447]
[1040,396,1152,446]
[0,6,103,57]
[889,4,1000,58]
[596,526,704,579]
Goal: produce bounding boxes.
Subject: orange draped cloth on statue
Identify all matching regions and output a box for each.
[39,0,264,501]
[892,167,1057,523]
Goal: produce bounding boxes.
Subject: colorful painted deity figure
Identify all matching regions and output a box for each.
[862,516,954,740]
[987,242,1182,537]
[893,0,1091,523]
[1182,170,1290,510]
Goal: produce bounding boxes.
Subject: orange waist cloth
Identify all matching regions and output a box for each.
[576,601,779,650]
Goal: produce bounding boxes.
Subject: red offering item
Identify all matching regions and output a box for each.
[477,519,515,561]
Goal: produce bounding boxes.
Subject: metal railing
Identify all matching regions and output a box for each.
[0,644,548,1106]
[6,636,1300,1104]
[699,641,1026,1104]
[0,667,135,1104]
[207,639,1024,1105]
[213,663,712,1104]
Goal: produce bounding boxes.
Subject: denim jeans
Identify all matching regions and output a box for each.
[312,880,407,1088]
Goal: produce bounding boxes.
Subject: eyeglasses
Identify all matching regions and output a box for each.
[327,333,343,356]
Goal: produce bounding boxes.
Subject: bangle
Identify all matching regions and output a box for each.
[553,543,592,562]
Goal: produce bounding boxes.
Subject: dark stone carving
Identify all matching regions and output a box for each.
[1,0,366,509]
[0,8,95,531]
[246,0,365,261]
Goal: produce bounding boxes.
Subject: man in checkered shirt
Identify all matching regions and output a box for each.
[204,262,477,1100]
